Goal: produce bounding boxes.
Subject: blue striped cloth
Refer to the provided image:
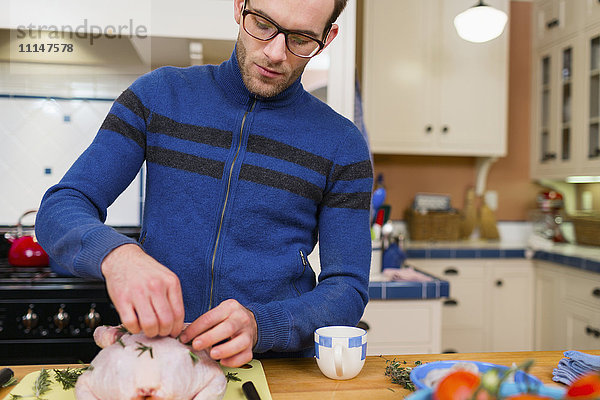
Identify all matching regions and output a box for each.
[552,351,600,385]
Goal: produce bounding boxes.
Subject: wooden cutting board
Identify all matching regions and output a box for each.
[3,359,271,400]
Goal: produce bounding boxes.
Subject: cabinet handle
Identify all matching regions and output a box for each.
[443,349,458,354]
[542,152,557,161]
[441,125,449,134]
[496,279,503,287]
[425,125,433,133]
[591,148,600,159]
[546,18,559,29]
[357,320,370,331]
[444,268,458,275]
[592,288,600,298]
[585,326,600,337]
[443,299,458,306]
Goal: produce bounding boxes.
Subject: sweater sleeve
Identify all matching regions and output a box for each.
[35,76,155,279]
[247,125,373,354]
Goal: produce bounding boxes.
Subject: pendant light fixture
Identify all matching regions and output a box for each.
[454,0,508,43]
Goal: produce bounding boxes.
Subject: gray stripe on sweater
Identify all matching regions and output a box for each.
[147,146,225,179]
[148,113,232,149]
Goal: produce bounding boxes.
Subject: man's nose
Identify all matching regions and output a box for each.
[263,32,287,62]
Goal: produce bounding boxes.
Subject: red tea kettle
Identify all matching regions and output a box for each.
[5,209,49,267]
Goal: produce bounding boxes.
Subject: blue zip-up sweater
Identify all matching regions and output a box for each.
[36,50,373,356]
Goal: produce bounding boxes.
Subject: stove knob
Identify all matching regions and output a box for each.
[84,303,101,330]
[53,304,70,331]
[22,304,39,330]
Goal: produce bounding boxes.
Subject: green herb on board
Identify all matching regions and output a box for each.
[382,357,422,391]
[225,372,241,382]
[10,368,53,399]
[135,341,154,358]
[116,337,126,347]
[53,368,87,390]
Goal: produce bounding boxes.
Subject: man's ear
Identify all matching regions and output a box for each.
[234,0,244,25]
[322,24,339,49]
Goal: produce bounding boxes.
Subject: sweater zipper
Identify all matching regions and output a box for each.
[208,98,257,309]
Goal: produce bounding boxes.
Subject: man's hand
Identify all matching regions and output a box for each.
[179,299,257,368]
[101,243,185,338]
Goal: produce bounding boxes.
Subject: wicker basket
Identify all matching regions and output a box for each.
[571,214,600,246]
[405,208,461,241]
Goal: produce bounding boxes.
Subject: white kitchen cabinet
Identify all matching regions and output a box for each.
[531,37,582,179]
[416,259,534,353]
[360,299,442,355]
[362,0,509,156]
[534,260,600,350]
[488,261,535,352]
[533,0,582,48]
[530,0,600,179]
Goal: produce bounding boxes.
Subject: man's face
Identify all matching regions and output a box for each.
[234,0,338,98]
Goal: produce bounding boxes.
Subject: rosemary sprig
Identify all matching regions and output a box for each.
[53,368,87,390]
[11,369,53,399]
[135,341,154,358]
[116,337,126,347]
[382,357,421,391]
[225,372,241,382]
[189,351,200,365]
[117,325,130,335]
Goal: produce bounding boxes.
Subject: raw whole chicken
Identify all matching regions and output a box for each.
[75,325,227,400]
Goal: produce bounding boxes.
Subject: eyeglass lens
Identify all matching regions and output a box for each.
[243,12,321,57]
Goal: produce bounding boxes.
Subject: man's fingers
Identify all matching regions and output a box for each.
[209,333,253,361]
[180,306,227,344]
[151,295,175,337]
[218,348,254,368]
[133,297,159,337]
[167,280,185,337]
[190,317,234,351]
[117,303,141,334]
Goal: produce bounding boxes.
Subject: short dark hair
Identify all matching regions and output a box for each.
[323,0,348,38]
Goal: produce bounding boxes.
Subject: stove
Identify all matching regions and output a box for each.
[0,260,120,364]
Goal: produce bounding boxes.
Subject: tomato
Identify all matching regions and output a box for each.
[433,370,484,400]
[566,372,600,399]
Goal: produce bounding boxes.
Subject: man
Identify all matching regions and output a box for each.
[36,0,373,368]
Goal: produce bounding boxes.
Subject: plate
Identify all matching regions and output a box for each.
[410,360,543,390]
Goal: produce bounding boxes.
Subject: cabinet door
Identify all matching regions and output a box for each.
[488,262,534,352]
[363,0,436,153]
[534,266,566,350]
[581,26,600,174]
[437,0,509,156]
[531,38,582,179]
[564,303,600,350]
[534,0,582,48]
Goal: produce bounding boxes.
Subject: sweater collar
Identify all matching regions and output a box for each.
[215,47,304,108]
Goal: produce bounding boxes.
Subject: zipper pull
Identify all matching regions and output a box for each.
[299,250,307,266]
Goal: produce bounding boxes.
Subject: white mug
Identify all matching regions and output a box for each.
[314,326,367,380]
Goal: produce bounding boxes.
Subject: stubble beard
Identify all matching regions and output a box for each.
[236,36,307,98]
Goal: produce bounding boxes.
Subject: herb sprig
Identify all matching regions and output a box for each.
[382,357,422,391]
[225,372,241,382]
[53,367,88,391]
[10,368,52,400]
[135,341,154,358]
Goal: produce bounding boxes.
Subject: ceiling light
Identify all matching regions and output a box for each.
[566,176,600,183]
[454,0,508,43]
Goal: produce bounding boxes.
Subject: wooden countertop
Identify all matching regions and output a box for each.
[2,350,598,399]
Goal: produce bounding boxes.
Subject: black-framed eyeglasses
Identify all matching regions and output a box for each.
[241,0,329,58]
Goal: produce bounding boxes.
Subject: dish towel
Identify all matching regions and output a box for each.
[552,350,600,385]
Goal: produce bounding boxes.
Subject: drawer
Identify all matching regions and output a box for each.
[415,260,486,280]
[361,300,439,344]
[564,273,600,308]
[441,278,485,329]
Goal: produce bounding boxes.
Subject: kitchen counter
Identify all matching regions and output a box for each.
[2,350,597,399]
[403,240,600,274]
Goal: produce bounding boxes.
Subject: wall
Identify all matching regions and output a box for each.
[369,1,543,221]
